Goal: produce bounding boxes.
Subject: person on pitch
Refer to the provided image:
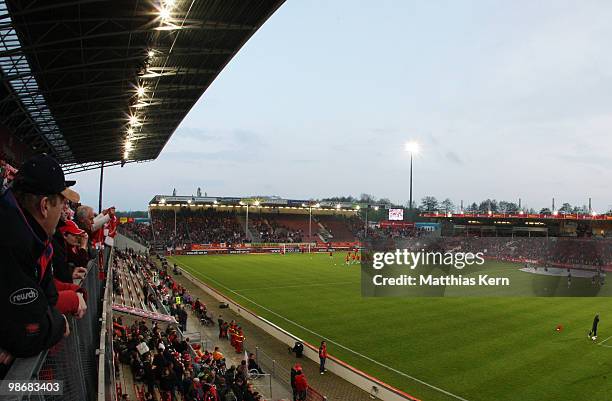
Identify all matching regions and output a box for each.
[589,313,600,339]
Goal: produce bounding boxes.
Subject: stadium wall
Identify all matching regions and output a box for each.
[178,267,421,401]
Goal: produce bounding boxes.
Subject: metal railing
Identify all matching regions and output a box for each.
[252,344,325,401]
[3,252,108,401]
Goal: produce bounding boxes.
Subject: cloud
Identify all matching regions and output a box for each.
[445,151,463,165]
[174,126,217,140]
[370,127,397,135]
[162,128,267,163]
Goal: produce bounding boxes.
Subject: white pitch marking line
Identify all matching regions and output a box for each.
[597,336,612,347]
[235,281,355,292]
[176,259,472,401]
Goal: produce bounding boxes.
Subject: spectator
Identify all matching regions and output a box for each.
[52,219,88,283]
[75,205,111,251]
[247,353,263,374]
[294,368,308,401]
[0,154,78,368]
[290,363,301,401]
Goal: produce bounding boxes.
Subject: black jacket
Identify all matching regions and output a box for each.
[0,189,66,357]
[51,225,73,283]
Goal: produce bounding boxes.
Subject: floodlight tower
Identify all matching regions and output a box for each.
[302,201,320,253]
[241,199,260,239]
[404,141,420,211]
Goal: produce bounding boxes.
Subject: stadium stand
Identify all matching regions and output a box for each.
[408,237,612,268]
[151,209,248,248]
[186,209,248,246]
[264,215,316,242]
[108,250,333,401]
[250,216,305,243]
[119,222,154,246]
[151,209,192,248]
[317,215,360,241]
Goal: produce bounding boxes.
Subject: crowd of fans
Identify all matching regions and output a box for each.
[250,217,304,243]
[120,221,154,246]
[146,209,455,247]
[186,210,247,245]
[410,237,612,267]
[114,317,269,401]
[111,250,275,401]
[151,210,191,249]
[150,209,248,248]
[0,154,118,378]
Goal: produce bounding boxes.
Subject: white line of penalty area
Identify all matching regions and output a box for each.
[175,259,472,401]
[597,336,612,347]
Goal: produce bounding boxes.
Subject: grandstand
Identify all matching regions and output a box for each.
[146,195,361,252]
[420,211,612,238]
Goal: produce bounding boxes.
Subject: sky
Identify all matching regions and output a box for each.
[73,0,612,212]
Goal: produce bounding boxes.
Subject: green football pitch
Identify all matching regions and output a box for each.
[170,253,612,401]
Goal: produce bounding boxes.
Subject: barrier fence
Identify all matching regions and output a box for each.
[253,344,326,401]
[99,250,117,401]
[3,252,109,401]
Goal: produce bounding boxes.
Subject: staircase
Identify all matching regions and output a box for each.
[317,221,332,242]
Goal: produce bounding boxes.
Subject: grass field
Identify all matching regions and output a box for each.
[170,253,612,401]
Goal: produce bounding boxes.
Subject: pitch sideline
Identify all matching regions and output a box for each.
[174,259,472,401]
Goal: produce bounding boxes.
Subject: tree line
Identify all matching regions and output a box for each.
[418,197,606,214]
[321,194,611,215]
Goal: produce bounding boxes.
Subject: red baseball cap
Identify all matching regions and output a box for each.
[60,220,85,236]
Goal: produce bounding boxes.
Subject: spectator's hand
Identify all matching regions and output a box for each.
[79,232,88,248]
[62,315,70,337]
[72,266,87,280]
[75,293,87,319]
[0,348,14,365]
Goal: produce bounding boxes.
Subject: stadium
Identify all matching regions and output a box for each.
[1,1,612,401]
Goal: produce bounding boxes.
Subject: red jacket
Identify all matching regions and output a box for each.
[53,279,86,315]
[319,344,327,358]
[294,373,308,391]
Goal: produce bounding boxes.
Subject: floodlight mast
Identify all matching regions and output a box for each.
[303,202,320,253]
[405,141,420,212]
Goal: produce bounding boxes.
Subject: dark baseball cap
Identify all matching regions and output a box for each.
[13,154,80,203]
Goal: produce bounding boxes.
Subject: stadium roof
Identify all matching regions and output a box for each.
[148,195,362,212]
[0,0,284,173]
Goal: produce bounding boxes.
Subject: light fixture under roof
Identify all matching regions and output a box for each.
[128,114,140,126]
[159,7,171,21]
